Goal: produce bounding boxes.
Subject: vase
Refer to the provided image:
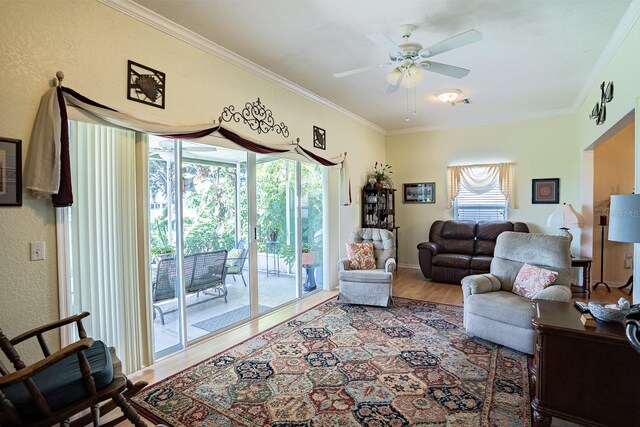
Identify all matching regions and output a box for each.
[368,177,377,187]
[375,180,384,189]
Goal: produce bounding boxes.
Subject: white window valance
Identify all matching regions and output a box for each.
[447,163,515,209]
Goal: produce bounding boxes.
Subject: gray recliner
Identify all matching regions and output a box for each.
[338,228,396,307]
[461,232,575,355]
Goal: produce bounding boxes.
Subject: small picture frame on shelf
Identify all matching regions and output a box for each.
[532,178,559,204]
[403,182,435,204]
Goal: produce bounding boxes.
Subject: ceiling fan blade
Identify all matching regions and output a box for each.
[385,72,404,94]
[420,61,470,79]
[334,63,390,78]
[420,29,482,58]
[367,32,404,57]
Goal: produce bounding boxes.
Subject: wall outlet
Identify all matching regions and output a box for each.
[30,241,45,261]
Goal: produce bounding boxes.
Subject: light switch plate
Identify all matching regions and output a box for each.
[30,242,45,261]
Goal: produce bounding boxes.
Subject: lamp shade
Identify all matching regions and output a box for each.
[546,203,585,229]
[608,194,640,243]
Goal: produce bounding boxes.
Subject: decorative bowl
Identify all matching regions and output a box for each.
[588,301,629,322]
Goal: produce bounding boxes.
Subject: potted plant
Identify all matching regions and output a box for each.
[369,162,393,188]
[301,243,318,266]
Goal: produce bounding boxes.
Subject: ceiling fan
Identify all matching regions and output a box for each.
[150,139,217,160]
[334,24,482,93]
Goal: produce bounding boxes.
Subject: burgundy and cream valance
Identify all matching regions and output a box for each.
[26,85,351,207]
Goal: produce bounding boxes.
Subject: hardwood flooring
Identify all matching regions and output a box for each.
[107,267,631,426]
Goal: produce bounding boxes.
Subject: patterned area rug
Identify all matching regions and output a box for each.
[193,305,272,333]
[132,298,532,426]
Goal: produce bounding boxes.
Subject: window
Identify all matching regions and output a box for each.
[454,183,507,221]
[447,162,514,221]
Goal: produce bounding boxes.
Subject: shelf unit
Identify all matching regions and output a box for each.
[362,187,399,262]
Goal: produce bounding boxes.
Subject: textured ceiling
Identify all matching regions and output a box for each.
[131,0,633,133]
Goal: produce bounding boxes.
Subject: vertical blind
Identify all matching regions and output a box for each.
[66,121,147,373]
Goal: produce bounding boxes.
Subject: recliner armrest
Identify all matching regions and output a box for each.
[461,273,502,298]
[532,285,571,302]
[338,258,350,272]
[385,258,396,273]
[417,241,441,255]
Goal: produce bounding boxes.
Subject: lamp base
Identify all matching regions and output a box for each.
[558,227,573,243]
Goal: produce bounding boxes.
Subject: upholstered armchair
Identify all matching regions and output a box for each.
[461,232,575,355]
[338,228,396,307]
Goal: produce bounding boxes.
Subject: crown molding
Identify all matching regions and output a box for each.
[98,0,386,136]
[572,0,640,113]
[386,107,576,136]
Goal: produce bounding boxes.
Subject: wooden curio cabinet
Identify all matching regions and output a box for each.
[362,187,396,230]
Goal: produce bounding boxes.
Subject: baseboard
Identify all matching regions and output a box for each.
[398,263,420,270]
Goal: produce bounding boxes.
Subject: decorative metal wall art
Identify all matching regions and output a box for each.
[588,81,613,125]
[221,98,289,138]
[313,126,326,150]
[127,60,166,109]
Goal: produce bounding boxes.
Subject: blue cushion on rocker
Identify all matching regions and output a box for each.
[2,340,114,423]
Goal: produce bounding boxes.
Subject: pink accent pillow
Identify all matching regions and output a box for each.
[512,263,558,299]
[346,242,376,270]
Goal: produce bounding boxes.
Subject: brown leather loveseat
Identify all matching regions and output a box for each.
[417,220,529,284]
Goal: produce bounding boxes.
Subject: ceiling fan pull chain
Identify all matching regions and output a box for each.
[413,84,417,116]
[405,85,410,122]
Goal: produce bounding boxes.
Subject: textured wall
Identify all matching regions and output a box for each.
[0,0,385,362]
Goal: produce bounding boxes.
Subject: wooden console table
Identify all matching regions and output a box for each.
[531,300,640,427]
[570,257,592,299]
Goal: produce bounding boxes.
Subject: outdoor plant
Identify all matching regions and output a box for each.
[369,162,393,188]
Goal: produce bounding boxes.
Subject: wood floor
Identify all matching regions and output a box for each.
[108,267,631,426]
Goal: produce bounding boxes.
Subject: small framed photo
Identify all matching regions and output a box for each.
[0,137,22,206]
[532,178,559,204]
[403,182,435,204]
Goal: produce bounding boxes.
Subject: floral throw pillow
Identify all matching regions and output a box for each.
[512,263,558,299]
[345,242,376,270]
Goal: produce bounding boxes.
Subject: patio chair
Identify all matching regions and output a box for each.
[152,250,228,324]
[0,312,148,427]
[226,240,248,287]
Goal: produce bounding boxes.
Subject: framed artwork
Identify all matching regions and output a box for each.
[313,126,326,150]
[532,178,559,204]
[127,60,166,109]
[403,182,435,203]
[0,137,22,206]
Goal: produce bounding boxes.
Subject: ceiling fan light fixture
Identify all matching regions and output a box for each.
[436,89,461,103]
[386,67,403,85]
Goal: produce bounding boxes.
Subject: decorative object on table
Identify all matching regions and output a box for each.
[221,97,289,137]
[580,313,597,327]
[588,298,630,322]
[132,298,531,426]
[403,182,435,203]
[593,212,611,292]
[606,194,640,295]
[588,81,614,125]
[312,125,326,150]
[368,162,393,188]
[127,60,165,109]
[546,202,584,243]
[627,311,640,354]
[532,178,559,204]
[0,137,21,206]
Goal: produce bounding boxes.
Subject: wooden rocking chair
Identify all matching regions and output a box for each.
[0,312,149,426]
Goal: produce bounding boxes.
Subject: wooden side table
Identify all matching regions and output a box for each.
[531,300,640,427]
[570,257,591,299]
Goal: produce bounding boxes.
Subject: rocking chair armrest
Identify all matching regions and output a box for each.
[10,312,91,346]
[0,338,94,388]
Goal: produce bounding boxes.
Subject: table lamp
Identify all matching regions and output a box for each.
[546,203,585,243]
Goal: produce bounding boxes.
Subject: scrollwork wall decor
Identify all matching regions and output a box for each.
[221,98,289,138]
[588,81,613,125]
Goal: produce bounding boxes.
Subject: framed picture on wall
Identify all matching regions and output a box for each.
[0,137,22,206]
[532,178,559,204]
[403,182,435,203]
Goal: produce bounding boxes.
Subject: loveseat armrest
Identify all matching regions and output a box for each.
[385,258,396,273]
[338,258,351,272]
[533,285,572,302]
[461,273,502,299]
[417,241,441,255]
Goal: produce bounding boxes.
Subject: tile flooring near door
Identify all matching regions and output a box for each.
[153,269,321,353]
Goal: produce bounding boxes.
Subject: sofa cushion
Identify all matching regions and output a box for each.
[470,256,492,271]
[432,253,471,269]
[466,291,534,330]
[512,263,558,299]
[438,221,476,255]
[345,242,376,270]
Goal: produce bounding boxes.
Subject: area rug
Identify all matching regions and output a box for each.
[132,298,531,426]
[193,305,272,333]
